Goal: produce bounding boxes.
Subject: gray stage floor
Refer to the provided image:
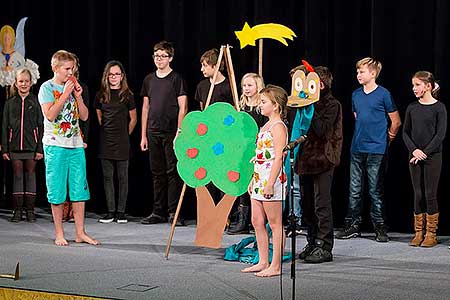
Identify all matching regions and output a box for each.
[1,208,449,300]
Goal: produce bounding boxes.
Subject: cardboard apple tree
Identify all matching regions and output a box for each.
[174,102,257,248]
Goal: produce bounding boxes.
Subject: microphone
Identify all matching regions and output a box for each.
[284,135,307,151]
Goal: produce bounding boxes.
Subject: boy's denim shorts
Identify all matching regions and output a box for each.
[44,145,90,205]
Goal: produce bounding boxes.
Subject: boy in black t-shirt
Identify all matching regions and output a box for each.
[194,49,233,204]
[140,41,188,225]
[195,49,233,110]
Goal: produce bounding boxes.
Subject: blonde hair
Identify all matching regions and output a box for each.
[0,25,15,49]
[72,53,81,79]
[259,84,288,119]
[239,73,265,110]
[51,50,76,72]
[9,68,32,97]
[356,57,382,78]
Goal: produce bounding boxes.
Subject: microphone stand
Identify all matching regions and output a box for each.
[288,148,297,300]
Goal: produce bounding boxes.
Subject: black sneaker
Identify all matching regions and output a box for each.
[227,225,249,235]
[227,219,249,235]
[116,213,128,224]
[335,224,361,239]
[304,247,333,263]
[99,213,115,224]
[168,213,186,226]
[298,243,315,260]
[374,223,389,242]
[141,213,165,225]
[249,224,255,234]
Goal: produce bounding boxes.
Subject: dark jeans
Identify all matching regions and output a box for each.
[101,159,129,213]
[346,152,386,226]
[409,152,441,215]
[148,132,182,216]
[301,168,334,251]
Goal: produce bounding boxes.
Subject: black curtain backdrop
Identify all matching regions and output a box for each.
[2,0,449,233]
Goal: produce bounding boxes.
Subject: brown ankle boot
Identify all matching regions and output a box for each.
[10,209,22,222]
[26,210,36,222]
[421,213,439,247]
[409,213,426,247]
[24,194,37,222]
[9,194,24,222]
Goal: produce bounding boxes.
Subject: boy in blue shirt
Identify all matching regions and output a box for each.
[336,57,401,242]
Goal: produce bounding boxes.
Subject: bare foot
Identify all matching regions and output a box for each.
[255,266,281,277]
[75,233,100,245]
[54,237,69,246]
[241,263,269,273]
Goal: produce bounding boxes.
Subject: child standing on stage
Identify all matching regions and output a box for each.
[336,57,401,242]
[242,85,287,277]
[62,53,90,223]
[2,68,43,222]
[140,41,188,226]
[195,48,233,109]
[227,73,266,235]
[403,71,446,248]
[97,61,137,224]
[38,50,98,246]
[239,73,266,128]
[194,49,233,205]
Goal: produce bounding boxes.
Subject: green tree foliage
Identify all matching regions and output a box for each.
[174,103,258,196]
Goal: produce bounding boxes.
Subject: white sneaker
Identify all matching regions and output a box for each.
[116,213,128,224]
[99,213,115,224]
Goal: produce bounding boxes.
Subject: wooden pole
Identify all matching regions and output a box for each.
[224,45,240,111]
[165,45,241,257]
[204,46,225,109]
[258,39,263,77]
[165,46,226,259]
[164,184,187,259]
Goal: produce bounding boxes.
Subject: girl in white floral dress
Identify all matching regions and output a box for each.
[242,85,287,277]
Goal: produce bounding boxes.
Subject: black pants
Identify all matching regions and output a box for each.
[238,192,250,206]
[409,152,441,214]
[206,182,225,205]
[101,159,129,213]
[148,132,182,216]
[301,168,334,251]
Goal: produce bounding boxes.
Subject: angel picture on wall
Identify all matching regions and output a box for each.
[0,17,39,93]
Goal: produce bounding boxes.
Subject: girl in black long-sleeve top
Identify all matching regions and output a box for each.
[403,71,447,248]
[2,68,43,222]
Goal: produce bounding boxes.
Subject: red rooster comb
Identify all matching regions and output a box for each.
[302,60,315,72]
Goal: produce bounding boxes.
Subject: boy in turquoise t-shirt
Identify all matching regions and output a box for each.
[38,50,98,246]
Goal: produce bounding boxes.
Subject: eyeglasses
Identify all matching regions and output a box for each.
[153,54,170,60]
[108,73,122,78]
